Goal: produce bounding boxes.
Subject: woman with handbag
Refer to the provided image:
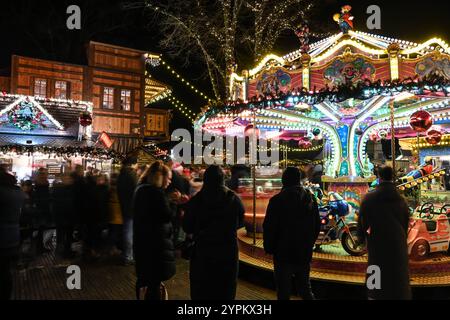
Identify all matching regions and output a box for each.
[183,165,245,300]
[132,161,177,300]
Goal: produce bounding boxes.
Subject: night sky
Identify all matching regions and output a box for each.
[1,0,449,131]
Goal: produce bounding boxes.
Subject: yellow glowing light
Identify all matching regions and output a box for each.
[311,39,386,63]
[249,54,286,77]
[400,38,450,55]
[390,56,399,80]
[302,68,310,90]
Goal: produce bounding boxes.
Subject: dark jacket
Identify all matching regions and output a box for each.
[71,174,86,225]
[33,183,52,227]
[183,188,244,300]
[52,183,76,226]
[133,184,176,283]
[117,167,137,219]
[263,185,320,264]
[0,185,25,255]
[93,184,110,224]
[357,182,411,300]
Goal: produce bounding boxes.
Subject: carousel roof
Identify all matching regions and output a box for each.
[283,30,449,64]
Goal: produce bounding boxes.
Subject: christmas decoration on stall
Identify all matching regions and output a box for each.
[333,5,354,34]
[409,110,433,132]
[7,100,45,131]
[425,127,443,145]
[79,111,92,127]
[98,131,114,149]
[0,145,124,162]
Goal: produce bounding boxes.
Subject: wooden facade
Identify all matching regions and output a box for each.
[87,41,144,138]
[2,41,170,150]
[0,76,10,92]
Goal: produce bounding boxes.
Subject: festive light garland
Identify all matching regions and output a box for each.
[167,94,196,116]
[0,145,124,162]
[258,143,324,152]
[167,96,196,122]
[146,58,213,103]
[286,159,324,166]
[201,75,450,119]
[411,135,450,150]
[146,89,173,104]
[398,170,446,190]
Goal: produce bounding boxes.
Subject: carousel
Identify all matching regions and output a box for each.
[194,6,450,286]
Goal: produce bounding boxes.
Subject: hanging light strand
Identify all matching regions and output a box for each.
[147,58,213,103]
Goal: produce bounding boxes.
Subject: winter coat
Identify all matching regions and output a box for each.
[33,183,52,227]
[52,183,76,226]
[133,184,176,283]
[81,176,98,224]
[93,184,110,225]
[71,175,86,225]
[0,185,25,255]
[263,185,320,265]
[357,182,411,300]
[117,167,137,219]
[108,186,123,225]
[183,187,245,300]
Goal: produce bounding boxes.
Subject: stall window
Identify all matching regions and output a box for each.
[102,87,114,109]
[120,89,131,111]
[55,81,68,99]
[34,79,47,98]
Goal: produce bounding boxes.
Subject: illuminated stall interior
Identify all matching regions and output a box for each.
[0,94,119,182]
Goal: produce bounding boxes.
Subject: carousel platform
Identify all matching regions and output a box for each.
[238,229,450,287]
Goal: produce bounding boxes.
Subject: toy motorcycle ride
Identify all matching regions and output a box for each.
[314,192,366,256]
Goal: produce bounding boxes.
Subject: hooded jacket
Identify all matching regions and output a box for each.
[183,187,245,261]
[263,185,320,264]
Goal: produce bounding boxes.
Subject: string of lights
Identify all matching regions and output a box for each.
[167,96,196,122]
[0,145,124,162]
[167,94,196,116]
[411,135,450,150]
[258,143,324,152]
[147,58,213,103]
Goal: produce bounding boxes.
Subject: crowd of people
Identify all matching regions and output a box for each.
[0,159,411,300]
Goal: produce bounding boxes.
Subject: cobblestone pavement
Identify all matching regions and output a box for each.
[12,246,281,300]
[13,240,450,300]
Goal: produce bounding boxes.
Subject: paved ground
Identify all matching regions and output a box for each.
[12,247,282,300]
[12,240,450,300]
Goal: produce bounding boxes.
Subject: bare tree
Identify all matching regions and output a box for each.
[246,0,315,60]
[126,0,326,100]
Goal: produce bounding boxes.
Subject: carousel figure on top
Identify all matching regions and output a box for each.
[333,5,354,34]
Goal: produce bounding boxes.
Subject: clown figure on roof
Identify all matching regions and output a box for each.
[333,5,354,34]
